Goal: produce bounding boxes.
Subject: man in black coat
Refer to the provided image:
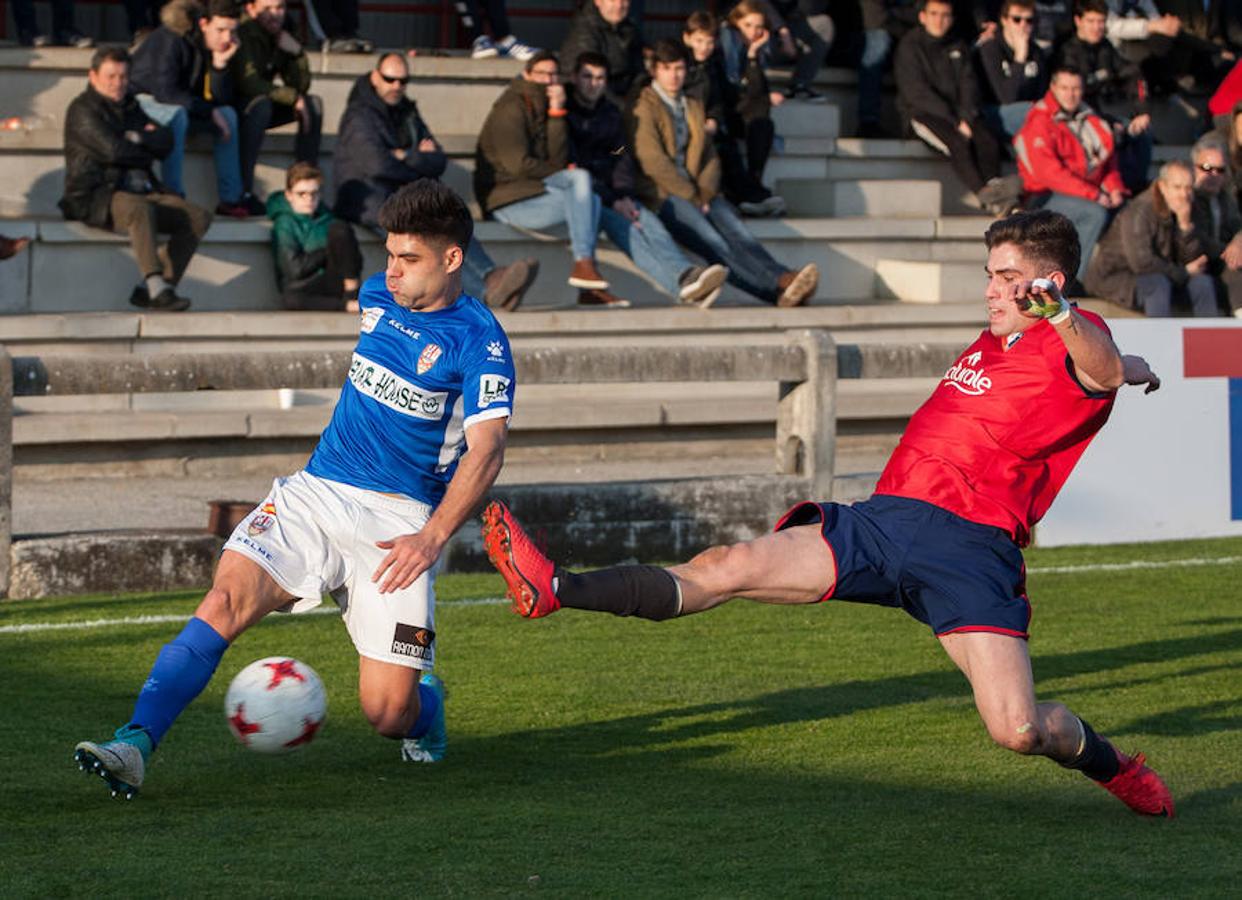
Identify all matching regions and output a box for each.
[60,48,212,311]
[334,53,536,310]
[129,0,253,217]
[895,0,1012,213]
[559,0,644,102]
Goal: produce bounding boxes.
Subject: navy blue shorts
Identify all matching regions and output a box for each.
[774,495,1031,638]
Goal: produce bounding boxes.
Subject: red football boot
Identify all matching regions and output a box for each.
[1097,749,1175,818]
[481,501,561,618]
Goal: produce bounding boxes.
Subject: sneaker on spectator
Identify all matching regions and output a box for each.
[149,286,191,312]
[568,258,609,290]
[496,35,539,61]
[783,84,827,103]
[777,263,819,308]
[215,199,252,219]
[128,286,151,309]
[483,257,539,311]
[471,35,499,59]
[327,36,372,53]
[577,288,630,308]
[678,264,728,306]
[739,194,785,217]
[240,192,266,216]
[19,31,52,47]
[56,30,94,48]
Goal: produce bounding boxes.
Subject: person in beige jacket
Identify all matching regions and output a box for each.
[629,38,819,307]
[474,49,629,307]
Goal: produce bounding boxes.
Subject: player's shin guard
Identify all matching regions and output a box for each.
[1060,717,1121,782]
[128,617,230,747]
[553,565,682,620]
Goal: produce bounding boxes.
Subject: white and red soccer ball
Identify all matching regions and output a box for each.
[224,657,327,754]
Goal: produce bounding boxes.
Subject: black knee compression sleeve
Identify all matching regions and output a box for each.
[554,565,682,620]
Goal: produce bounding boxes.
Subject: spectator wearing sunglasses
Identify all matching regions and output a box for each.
[975,0,1050,139]
[1191,134,1242,316]
[335,53,539,311]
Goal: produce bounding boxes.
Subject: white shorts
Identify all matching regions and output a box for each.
[225,470,439,670]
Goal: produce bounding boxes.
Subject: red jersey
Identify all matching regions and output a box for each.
[874,309,1116,546]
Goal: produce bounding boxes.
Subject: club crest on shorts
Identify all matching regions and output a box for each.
[247,513,275,537]
[417,343,442,375]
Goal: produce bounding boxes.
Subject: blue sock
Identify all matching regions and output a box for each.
[129,617,229,748]
[405,681,441,739]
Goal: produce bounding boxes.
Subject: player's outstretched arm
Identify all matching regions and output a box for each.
[1019,279,1125,392]
[372,416,509,593]
[1121,354,1161,394]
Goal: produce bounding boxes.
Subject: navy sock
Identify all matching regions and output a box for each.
[406,680,441,739]
[129,617,230,748]
[1063,717,1121,782]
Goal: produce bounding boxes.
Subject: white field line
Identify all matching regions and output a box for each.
[1026,555,1242,575]
[2,554,1240,636]
[0,596,507,635]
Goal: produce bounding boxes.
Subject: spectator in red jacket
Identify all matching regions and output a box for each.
[1014,66,1125,282]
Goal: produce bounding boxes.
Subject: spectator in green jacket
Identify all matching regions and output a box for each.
[232,0,322,201]
[267,162,362,310]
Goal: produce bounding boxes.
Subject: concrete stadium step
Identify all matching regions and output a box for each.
[776,178,942,218]
[875,260,984,304]
[0,215,994,314]
[11,377,939,447]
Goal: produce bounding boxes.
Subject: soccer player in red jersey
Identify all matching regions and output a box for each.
[483,209,1176,817]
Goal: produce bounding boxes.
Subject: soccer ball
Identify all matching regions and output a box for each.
[224,657,327,754]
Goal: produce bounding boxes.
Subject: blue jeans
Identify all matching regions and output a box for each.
[136,95,241,203]
[491,168,600,260]
[598,204,691,297]
[657,195,786,303]
[461,237,495,300]
[859,28,892,127]
[1135,272,1218,317]
[982,101,1033,139]
[1036,192,1111,282]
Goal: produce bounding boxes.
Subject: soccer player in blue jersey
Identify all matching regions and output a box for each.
[74,180,516,798]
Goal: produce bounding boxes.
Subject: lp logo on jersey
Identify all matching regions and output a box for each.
[418,343,442,375]
[478,374,511,407]
[360,307,384,333]
[942,351,993,395]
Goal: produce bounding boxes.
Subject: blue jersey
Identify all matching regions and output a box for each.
[305,273,516,506]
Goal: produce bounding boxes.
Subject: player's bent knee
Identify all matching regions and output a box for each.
[360,694,419,739]
[989,720,1042,755]
[194,586,249,641]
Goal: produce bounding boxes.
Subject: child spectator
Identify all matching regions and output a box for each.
[267,162,362,311]
[718,1,787,216]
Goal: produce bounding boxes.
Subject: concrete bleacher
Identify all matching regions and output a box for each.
[0,41,1148,493]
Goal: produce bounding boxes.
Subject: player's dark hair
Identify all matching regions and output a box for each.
[203,0,241,20]
[1074,0,1108,17]
[524,49,559,74]
[285,160,322,190]
[652,38,688,66]
[574,51,610,74]
[377,180,473,253]
[89,46,129,71]
[985,210,1081,281]
[684,10,717,34]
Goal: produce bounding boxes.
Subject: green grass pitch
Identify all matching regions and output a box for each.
[2,537,1240,897]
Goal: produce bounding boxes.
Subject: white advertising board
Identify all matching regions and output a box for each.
[1037,318,1242,546]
